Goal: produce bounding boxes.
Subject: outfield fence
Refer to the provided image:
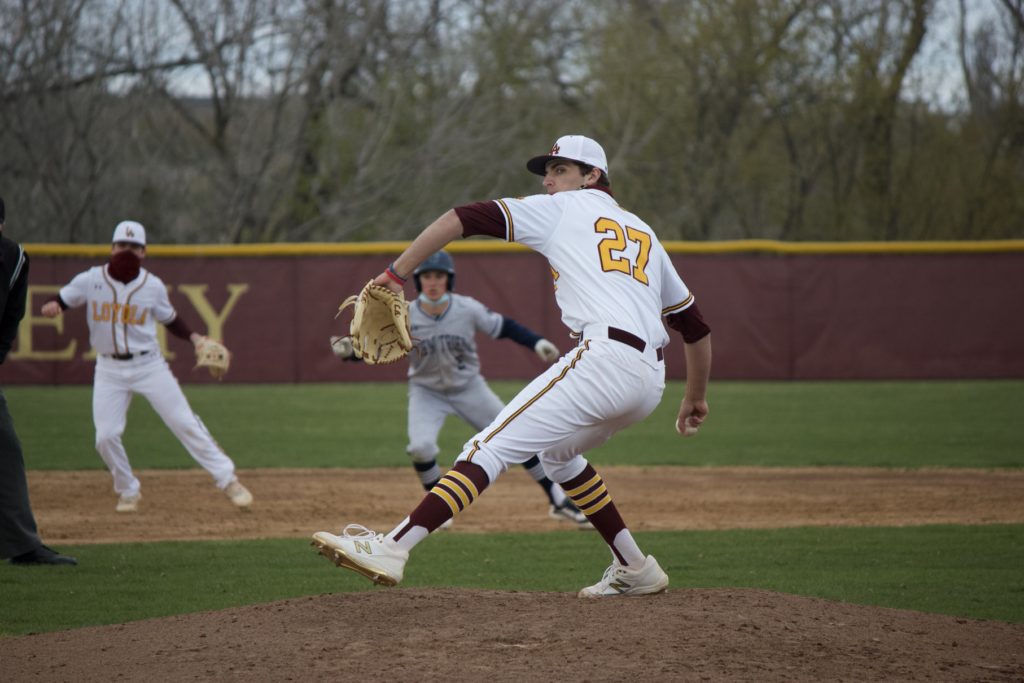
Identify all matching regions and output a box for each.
[6,240,1023,384]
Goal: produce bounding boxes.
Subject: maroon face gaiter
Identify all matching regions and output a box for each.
[108,249,141,284]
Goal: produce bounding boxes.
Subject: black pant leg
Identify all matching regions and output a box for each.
[0,388,42,559]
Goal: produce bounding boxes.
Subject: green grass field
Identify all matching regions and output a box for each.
[2,380,1023,636]
[9,380,1024,469]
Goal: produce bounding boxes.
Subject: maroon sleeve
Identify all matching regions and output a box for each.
[164,315,194,341]
[454,201,506,239]
[665,302,711,343]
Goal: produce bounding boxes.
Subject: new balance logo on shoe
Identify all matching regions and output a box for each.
[311,524,410,587]
[578,555,669,598]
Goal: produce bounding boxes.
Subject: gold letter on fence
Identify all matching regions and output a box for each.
[177,284,250,342]
[9,283,250,362]
[9,286,78,361]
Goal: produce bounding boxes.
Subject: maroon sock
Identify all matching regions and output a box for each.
[393,461,490,540]
[561,464,628,563]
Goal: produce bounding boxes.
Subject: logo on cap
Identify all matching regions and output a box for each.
[126,227,135,238]
[550,143,560,155]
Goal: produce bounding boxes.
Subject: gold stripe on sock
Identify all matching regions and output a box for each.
[437,478,470,509]
[431,486,461,514]
[446,469,480,500]
[573,483,609,509]
[580,493,612,516]
[565,474,602,498]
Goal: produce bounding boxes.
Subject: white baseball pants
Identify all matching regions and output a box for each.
[455,338,665,484]
[93,355,237,496]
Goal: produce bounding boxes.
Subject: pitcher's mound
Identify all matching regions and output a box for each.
[3,588,1022,681]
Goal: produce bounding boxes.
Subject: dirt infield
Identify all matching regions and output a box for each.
[26,466,1024,544]
[7,466,1024,682]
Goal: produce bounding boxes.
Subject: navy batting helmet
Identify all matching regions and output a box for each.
[413,251,455,292]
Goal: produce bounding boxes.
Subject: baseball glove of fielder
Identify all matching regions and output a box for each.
[336,280,413,365]
[194,336,231,380]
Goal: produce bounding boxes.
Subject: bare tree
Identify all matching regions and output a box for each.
[2,1,123,240]
[271,0,590,241]
[2,0,1021,243]
[124,0,304,242]
[581,0,816,240]
[999,0,1024,32]
[955,0,1024,238]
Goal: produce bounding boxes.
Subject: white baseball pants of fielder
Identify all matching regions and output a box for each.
[92,355,237,497]
[455,338,665,484]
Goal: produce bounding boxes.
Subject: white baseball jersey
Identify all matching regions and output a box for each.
[58,262,237,498]
[452,187,692,485]
[59,265,176,356]
[494,189,693,349]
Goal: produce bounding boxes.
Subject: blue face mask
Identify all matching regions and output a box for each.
[419,292,450,306]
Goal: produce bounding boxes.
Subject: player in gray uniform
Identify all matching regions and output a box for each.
[333,251,588,526]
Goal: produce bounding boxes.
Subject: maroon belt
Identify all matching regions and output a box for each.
[607,327,664,361]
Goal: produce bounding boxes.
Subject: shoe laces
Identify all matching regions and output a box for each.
[341,523,384,542]
[598,561,628,585]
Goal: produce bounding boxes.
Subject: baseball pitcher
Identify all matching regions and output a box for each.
[314,135,711,597]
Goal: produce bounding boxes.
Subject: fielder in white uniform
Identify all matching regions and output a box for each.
[40,221,253,513]
[313,135,712,597]
[332,250,588,527]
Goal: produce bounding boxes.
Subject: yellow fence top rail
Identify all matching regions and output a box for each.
[22,239,1024,258]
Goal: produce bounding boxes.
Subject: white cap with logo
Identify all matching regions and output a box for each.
[112,220,146,246]
[527,135,609,177]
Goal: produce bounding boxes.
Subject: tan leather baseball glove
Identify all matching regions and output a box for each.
[336,280,413,365]
[194,336,231,380]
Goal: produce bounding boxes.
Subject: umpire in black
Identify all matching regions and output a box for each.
[0,196,77,565]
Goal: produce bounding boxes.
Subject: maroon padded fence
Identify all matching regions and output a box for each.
[4,250,1022,384]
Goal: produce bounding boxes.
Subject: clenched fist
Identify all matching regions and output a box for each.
[534,338,560,363]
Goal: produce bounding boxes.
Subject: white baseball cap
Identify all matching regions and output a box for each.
[527,135,609,177]
[112,220,146,246]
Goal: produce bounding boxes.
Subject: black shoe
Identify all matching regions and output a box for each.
[549,500,592,528]
[9,544,78,566]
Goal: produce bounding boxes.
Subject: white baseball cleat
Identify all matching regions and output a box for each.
[311,524,409,587]
[116,492,141,513]
[224,480,253,508]
[578,555,669,598]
